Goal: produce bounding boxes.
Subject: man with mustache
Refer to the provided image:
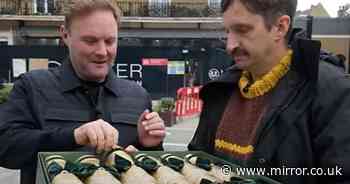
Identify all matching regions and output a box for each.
[189,0,350,183]
[0,1,165,184]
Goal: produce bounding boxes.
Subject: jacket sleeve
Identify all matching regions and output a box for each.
[312,71,350,183]
[0,75,79,169]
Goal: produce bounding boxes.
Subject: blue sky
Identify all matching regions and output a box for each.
[297,0,350,17]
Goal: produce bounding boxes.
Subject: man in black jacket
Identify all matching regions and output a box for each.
[189,0,350,183]
[0,0,165,183]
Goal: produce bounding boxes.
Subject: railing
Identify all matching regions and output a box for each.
[0,0,222,17]
[0,0,17,15]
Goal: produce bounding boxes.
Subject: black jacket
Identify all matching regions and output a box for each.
[0,61,160,184]
[189,38,350,183]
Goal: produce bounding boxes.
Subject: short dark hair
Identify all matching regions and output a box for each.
[221,0,297,33]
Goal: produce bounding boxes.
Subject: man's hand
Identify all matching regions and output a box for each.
[124,145,139,154]
[137,110,166,147]
[74,119,118,152]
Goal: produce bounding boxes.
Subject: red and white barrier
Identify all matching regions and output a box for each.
[175,86,203,119]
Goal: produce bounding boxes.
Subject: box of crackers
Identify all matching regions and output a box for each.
[35,151,281,184]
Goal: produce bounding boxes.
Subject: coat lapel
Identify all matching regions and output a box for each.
[251,38,321,165]
[251,71,308,163]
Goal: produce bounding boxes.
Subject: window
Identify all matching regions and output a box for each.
[208,0,221,8]
[149,0,170,17]
[36,0,55,14]
[208,0,221,15]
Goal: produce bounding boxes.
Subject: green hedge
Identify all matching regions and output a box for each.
[153,97,175,113]
[0,84,13,104]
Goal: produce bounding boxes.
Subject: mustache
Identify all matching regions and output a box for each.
[231,47,249,57]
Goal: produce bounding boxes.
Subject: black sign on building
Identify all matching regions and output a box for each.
[0,44,233,99]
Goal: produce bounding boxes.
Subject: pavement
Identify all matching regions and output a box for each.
[0,115,199,184]
[0,168,19,184]
[164,115,199,151]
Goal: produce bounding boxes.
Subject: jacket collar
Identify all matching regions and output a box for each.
[59,59,120,96]
[253,35,321,156]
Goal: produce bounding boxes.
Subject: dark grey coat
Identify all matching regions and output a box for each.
[0,61,161,184]
[189,37,350,183]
